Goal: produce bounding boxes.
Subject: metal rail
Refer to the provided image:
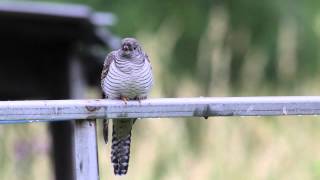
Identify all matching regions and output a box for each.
[0,96,319,124]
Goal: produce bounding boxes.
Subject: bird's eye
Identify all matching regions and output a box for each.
[133,47,136,50]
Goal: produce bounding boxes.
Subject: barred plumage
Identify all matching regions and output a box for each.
[101,38,153,175]
[111,119,135,175]
[102,51,153,99]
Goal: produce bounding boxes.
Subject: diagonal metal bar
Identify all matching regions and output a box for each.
[0,96,320,123]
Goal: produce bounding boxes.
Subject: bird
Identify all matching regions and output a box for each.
[101,37,153,175]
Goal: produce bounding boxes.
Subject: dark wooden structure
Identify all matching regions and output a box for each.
[0,2,119,180]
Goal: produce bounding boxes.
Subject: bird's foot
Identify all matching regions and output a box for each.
[120,96,129,105]
[135,96,147,104]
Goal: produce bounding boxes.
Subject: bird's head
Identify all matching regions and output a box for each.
[120,37,141,58]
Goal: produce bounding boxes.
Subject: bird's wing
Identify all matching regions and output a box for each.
[103,119,109,144]
[101,51,116,144]
[101,51,116,81]
[144,52,152,69]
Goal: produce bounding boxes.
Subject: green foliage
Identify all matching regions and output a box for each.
[32,0,320,90]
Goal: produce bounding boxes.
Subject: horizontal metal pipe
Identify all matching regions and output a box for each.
[0,96,319,124]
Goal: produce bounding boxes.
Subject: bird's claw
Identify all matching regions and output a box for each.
[135,96,147,105]
[120,96,129,105]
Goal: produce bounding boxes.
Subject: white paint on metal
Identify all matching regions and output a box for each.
[0,96,319,123]
[69,56,99,180]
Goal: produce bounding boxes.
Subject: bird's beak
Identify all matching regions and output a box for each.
[123,45,129,51]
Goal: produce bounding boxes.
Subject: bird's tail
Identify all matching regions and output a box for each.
[111,119,135,175]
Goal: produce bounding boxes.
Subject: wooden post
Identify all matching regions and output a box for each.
[69,55,99,180]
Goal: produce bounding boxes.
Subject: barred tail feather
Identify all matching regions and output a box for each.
[111,128,132,175]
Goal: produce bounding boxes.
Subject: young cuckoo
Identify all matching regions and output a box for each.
[101,38,153,175]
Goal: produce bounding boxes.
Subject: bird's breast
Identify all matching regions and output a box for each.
[102,61,153,99]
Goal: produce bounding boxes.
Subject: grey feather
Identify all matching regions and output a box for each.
[101,37,153,175]
[103,119,109,144]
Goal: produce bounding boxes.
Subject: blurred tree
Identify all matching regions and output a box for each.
[36,0,320,93]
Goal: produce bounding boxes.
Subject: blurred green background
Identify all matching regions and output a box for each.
[1,0,320,179]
